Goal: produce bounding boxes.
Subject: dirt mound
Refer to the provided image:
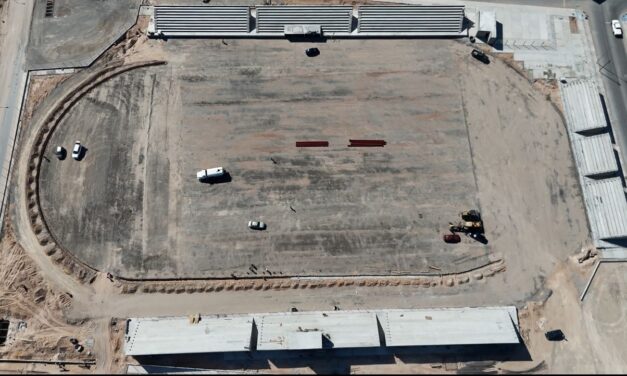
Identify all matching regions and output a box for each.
[0,226,94,363]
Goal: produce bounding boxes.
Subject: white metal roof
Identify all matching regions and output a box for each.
[256,6,353,34]
[572,133,618,177]
[147,5,467,38]
[560,80,608,133]
[256,311,380,351]
[124,307,519,356]
[583,177,627,240]
[357,5,465,35]
[152,6,250,36]
[478,10,496,34]
[124,316,254,356]
[379,307,519,347]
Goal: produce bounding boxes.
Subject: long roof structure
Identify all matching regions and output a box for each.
[560,80,608,133]
[256,311,380,351]
[381,307,518,347]
[125,315,254,356]
[124,307,519,356]
[358,5,465,35]
[582,177,627,240]
[147,5,466,38]
[151,6,250,36]
[256,6,353,35]
[572,133,618,177]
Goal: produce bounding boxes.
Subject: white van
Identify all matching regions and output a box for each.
[196,167,225,181]
[197,167,225,181]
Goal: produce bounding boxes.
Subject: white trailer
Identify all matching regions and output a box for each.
[197,167,225,181]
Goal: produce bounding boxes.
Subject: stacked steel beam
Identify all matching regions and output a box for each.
[296,141,329,147]
[348,139,387,147]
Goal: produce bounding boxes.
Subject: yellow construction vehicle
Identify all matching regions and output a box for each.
[460,210,481,221]
[463,221,483,230]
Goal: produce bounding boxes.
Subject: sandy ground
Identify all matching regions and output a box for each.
[36,37,587,284]
[504,259,627,374]
[21,74,72,124]
[0,227,98,370]
[1,219,624,374]
[39,38,493,279]
[1,10,623,374]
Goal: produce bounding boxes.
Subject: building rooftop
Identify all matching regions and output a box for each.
[256,311,380,351]
[560,80,608,133]
[582,177,627,240]
[125,315,254,356]
[124,307,519,356]
[572,133,617,177]
[381,307,519,347]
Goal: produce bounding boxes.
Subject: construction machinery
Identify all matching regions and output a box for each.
[449,222,465,233]
[463,220,483,231]
[460,209,481,221]
[449,220,483,234]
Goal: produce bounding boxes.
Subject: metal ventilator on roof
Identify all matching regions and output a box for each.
[358,5,465,35]
[255,6,353,34]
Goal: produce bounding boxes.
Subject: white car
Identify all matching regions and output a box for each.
[248,221,266,230]
[71,141,84,160]
[611,20,623,37]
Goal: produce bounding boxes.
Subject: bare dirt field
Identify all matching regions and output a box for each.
[34,37,590,281]
[1,21,616,372]
[39,39,492,279]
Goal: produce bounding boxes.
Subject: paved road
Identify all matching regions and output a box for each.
[0,0,34,226]
[589,0,627,168]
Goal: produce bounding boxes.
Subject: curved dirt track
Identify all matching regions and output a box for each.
[37,38,499,280]
[9,37,588,320]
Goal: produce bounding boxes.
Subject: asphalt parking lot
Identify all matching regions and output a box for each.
[38,38,588,279]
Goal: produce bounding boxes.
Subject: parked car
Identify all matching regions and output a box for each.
[611,19,623,37]
[443,233,461,243]
[545,329,566,341]
[71,141,83,160]
[54,146,65,160]
[248,221,266,231]
[471,49,490,64]
[305,48,320,57]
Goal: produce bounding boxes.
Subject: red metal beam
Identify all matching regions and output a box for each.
[348,139,386,147]
[296,141,329,147]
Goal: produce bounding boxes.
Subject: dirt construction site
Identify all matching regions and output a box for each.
[1,0,627,374]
